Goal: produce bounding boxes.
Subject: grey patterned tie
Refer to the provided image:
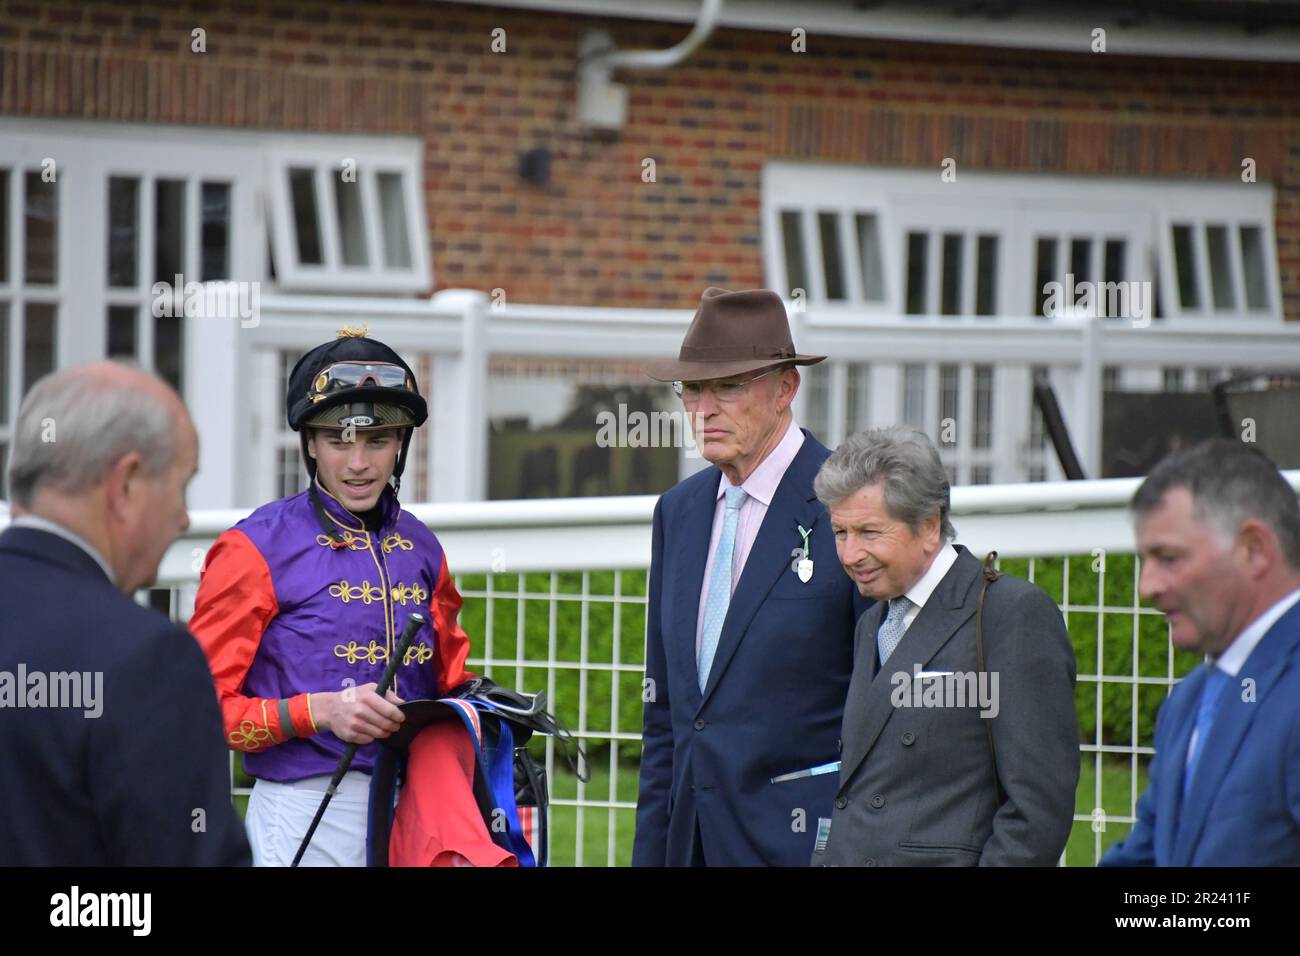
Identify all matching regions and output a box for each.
[876,596,914,666]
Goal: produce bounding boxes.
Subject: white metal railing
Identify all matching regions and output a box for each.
[185,291,1300,508]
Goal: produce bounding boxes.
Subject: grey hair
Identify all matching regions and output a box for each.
[814,425,956,541]
[1132,438,1300,568]
[7,362,178,508]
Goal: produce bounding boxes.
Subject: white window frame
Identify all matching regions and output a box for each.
[1156,191,1281,319]
[266,140,431,295]
[764,164,1282,324]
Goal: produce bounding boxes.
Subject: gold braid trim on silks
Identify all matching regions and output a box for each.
[389,582,429,606]
[228,700,276,751]
[403,643,434,666]
[334,640,388,665]
[381,533,414,554]
[336,325,370,339]
[332,640,434,667]
[329,580,385,605]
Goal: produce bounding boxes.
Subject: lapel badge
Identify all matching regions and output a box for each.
[795,524,814,583]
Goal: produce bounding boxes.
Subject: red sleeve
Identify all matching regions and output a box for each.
[189,529,316,751]
[430,551,474,695]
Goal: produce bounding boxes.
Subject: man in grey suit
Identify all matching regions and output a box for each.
[812,426,1079,866]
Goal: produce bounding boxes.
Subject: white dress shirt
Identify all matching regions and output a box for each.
[896,543,960,634]
[1184,586,1300,767]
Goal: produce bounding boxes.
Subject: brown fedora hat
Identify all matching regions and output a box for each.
[644,287,826,382]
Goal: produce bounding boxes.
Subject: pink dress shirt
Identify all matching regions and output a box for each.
[695,419,806,658]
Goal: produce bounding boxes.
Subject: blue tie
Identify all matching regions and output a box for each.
[698,485,748,692]
[1183,667,1230,799]
[876,597,914,666]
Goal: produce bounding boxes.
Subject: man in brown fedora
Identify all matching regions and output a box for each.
[633,287,867,866]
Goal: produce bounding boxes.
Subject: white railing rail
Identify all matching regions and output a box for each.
[144,471,1300,585]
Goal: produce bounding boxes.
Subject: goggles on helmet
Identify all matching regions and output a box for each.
[309,362,413,403]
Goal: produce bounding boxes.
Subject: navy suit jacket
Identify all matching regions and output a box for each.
[633,431,868,866]
[0,525,250,865]
[1101,595,1300,866]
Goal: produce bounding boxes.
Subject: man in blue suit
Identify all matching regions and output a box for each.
[0,362,250,865]
[1102,439,1300,866]
[633,287,866,866]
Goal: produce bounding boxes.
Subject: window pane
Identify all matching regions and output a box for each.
[1149,248,1164,320]
[377,171,412,269]
[975,234,997,316]
[334,170,368,267]
[0,441,6,500]
[1034,237,1056,319]
[940,233,963,316]
[154,179,186,285]
[855,214,884,302]
[1205,225,1235,310]
[902,363,926,427]
[0,169,9,283]
[23,303,57,392]
[846,362,869,434]
[1028,365,1048,482]
[1104,239,1125,285]
[1239,225,1268,310]
[24,171,57,285]
[1163,367,1183,392]
[279,445,306,500]
[1172,224,1199,309]
[289,167,323,266]
[974,364,993,450]
[201,182,231,281]
[803,361,830,439]
[0,302,8,422]
[154,313,183,393]
[107,306,137,359]
[939,363,959,438]
[107,177,139,288]
[486,357,678,499]
[1102,239,1125,317]
[905,232,928,315]
[971,465,991,486]
[817,212,845,301]
[780,210,807,299]
[1069,237,1091,285]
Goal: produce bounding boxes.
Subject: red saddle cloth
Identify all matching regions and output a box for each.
[388,721,519,868]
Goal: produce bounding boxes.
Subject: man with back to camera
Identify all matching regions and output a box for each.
[633,286,868,866]
[1101,439,1300,866]
[0,362,250,865]
[812,426,1079,866]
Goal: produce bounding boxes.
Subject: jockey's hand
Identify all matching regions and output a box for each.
[311,684,404,745]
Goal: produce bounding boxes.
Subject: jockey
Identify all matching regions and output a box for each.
[190,326,472,866]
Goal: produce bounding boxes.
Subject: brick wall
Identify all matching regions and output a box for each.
[2,0,1297,316]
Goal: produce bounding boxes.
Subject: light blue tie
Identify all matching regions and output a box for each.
[876,597,914,666]
[698,485,748,692]
[1183,667,1230,800]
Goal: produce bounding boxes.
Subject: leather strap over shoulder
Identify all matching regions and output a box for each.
[975,550,1005,806]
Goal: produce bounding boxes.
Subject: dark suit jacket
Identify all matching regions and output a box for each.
[815,545,1079,866]
[0,525,250,865]
[1101,595,1300,866]
[633,430,868,866]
